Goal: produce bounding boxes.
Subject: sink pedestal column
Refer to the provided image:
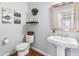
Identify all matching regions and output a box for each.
[57,45,66,56]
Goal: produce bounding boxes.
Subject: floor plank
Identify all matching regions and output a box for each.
[10,48,44,56]
[26,48,44,56]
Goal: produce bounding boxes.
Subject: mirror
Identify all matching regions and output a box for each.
[58,9,74,31]
[51,2,79,32]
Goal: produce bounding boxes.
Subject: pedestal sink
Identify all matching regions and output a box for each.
[47,35,79,56]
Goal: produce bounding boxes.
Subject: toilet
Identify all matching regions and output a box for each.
[16,32,34,56]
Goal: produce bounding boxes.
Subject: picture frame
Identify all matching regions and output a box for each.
[14,11,21,24]
[2,8,13,24]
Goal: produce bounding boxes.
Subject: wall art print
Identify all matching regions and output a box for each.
[14,11,21,24]
[2,8,13,24]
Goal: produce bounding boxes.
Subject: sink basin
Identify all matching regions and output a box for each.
[48,35,78,48]
[47,35,79,56]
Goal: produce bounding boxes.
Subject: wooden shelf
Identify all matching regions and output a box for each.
[26,21,39,24]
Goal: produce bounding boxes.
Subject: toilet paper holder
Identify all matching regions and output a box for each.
[2,37,8,46]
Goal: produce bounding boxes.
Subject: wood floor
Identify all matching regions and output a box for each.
[10,48,44,56]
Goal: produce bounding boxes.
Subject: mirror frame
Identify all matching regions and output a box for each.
[51,2,79,32]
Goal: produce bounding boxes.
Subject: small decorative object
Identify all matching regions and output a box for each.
[14,11,21,24]
[31,8,39,16]
[31,8,39,22]
[26,8,39,24]
[2,8,13,24]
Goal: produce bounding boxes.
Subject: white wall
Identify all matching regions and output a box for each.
[27,2,57,56]
[0,2,28,55]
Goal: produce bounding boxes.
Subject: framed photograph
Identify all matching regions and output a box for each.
[2,8,13,24]
[14,11,21,24]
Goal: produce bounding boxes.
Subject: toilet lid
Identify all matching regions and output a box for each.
[16,43,30,50]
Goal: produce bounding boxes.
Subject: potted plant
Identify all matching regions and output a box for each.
[31,8,39,16]
[29,8,39,22]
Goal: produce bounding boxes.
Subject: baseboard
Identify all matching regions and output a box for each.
[31,47,51,56]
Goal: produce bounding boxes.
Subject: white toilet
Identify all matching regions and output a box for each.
[16,34,34,56]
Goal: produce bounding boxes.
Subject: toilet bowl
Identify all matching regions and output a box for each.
[16,43,30,56]
[16,32,34,56]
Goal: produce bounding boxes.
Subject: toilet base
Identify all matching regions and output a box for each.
[17,47,30,56]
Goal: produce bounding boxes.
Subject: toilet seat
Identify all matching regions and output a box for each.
[16,43,30,51]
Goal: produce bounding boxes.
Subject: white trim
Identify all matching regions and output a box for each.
[31,47,51,56]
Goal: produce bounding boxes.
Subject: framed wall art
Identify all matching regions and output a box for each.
[2,8,13,24]
[14,11,21,24]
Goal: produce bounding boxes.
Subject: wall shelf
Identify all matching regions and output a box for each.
[26,16,39,24]
[26,21,39,24]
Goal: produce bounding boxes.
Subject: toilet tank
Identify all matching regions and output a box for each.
[26,32,34,43]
